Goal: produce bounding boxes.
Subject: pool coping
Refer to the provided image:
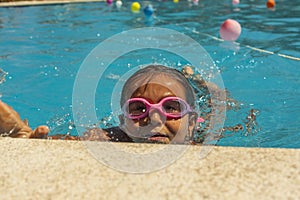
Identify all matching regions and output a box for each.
[0,0,104,7]
[1,137,299,199]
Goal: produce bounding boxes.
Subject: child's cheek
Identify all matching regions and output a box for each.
[165,120,183,135]
[124,119,138,130]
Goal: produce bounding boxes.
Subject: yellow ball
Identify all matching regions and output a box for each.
[173,0,179,3]
[131,2,141,13]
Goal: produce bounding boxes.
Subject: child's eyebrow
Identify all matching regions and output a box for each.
[157,95,179,102]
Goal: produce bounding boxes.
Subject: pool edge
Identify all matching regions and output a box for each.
[1,137,299,199]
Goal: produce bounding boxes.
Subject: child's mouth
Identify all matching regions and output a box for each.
[147,133,170,144]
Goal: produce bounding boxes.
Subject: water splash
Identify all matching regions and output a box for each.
[0,68,8,99]
[0,68,8,85]
[46,112,75,136]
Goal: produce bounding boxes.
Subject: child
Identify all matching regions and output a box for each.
[1,64,257,144]
[0,64,200,144]
[117,64,198,144]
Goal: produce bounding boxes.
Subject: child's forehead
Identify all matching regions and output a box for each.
[120,70,196,105]
[124,74,187,99]
[136,72,177,82]
[128,73,183,90]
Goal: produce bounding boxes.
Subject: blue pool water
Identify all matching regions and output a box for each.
[0,0,299,148]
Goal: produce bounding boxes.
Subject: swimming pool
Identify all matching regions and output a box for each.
[0,0,299,148]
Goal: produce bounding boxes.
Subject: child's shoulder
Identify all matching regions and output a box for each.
[82,127,133,142]
[104,127,133,142]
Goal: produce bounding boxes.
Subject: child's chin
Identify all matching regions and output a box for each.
[147,137,170,144]
[130,136,170,144]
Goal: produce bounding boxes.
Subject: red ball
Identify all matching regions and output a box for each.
[220,19,242,41]
[232,0,239,5]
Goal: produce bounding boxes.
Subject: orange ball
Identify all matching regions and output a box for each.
[266,0,275,8]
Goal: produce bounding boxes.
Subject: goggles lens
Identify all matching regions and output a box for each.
[123,97,193,120]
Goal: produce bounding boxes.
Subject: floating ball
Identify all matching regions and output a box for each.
[197,117,205,123]
[266,0,275,8]
[143,5,154,17]
[106,0,113,6]
[116,0,122,9]
[131,2,141,13]
[173,0,179,3]
[220,19,242,41]
[232,0,240,5]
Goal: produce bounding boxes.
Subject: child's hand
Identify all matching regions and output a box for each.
[46,128,111,141]
[0,100,49,139]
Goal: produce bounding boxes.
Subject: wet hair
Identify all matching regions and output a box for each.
[120,64,196,107]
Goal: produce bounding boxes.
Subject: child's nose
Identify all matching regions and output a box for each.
[148,109,165,125]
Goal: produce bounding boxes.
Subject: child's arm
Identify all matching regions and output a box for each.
[0,100,49,138]
[0,100,132,142]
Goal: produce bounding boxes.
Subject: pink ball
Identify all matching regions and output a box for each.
[232,0,240,5]
[106,0,113,5]
[219,19,242,41]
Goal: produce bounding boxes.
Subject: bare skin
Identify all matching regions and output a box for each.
[0,100,49,138]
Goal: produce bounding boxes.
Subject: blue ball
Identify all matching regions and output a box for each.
[143,5,154,17]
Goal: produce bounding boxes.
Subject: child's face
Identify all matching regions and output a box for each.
[121,75,196,144]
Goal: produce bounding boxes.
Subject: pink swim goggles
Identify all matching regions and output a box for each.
[122,96,193,120]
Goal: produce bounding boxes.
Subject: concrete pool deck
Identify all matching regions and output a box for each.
[1,137,299,199]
